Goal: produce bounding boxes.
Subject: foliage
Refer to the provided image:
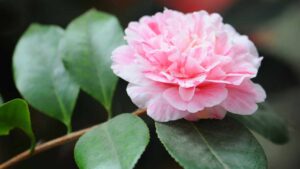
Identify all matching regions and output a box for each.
[13,24,79,132]
[0,8,290,169]
[60,9,124,116]
[0,99,35,149]
[156,118,267,169]
[231,103,289,144]
[75,114,149,169]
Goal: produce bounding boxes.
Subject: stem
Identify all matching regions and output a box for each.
[132,108,146,116]
[0,109,146,169]
[66,121,72,134]
[107,107,112,120]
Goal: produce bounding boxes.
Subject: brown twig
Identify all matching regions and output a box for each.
[132,108,146,116]
[0,109,146,169]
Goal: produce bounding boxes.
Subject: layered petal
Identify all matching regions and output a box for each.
[111,9,266,122]
[187,84,228,112]
[111,46,146,84]
[127,82,167,108]
[147,95,189,122]
[163,84,228,113]
[221,80,266,115]
[184,106,227,121]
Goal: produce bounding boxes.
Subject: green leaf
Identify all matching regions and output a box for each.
[0,99,35,148]
[75,114,149,169]
[13,24,79,132]
[156,117,267,169]
[230,103,289,144]
[60,9,124,116]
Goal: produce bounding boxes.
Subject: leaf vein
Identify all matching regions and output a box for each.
[191,123,230,169]
[103,124,122,168]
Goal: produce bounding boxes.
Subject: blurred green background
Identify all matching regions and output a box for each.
[0,0,300,168]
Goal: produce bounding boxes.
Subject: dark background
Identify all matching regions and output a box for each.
[1,0,300,168]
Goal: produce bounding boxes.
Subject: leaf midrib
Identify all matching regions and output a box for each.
[85,17,108,108]
[191,123,230,169]
[50,33,70,126]
[103,124,123,169]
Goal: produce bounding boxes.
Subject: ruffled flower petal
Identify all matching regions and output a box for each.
[147,95,189,122]
[221,80,266,115]
[184,106,227,121]
[111,9,266,122]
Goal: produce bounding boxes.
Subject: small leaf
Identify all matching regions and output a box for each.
[13,24,79,132]
[230,103,289,144]
[60,9,124,116]
[75,114,149,169]
[0,99,35,148]
[156,117,267,169]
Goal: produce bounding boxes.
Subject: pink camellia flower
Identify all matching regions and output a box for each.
[111,9,266,122]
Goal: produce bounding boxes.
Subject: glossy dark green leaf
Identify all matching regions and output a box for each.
[231,103,289,144]
[0,99,35,148]
[60,9,124,116]
[156,117,267,169]
[75,114,149,169]
[13,24,79,132]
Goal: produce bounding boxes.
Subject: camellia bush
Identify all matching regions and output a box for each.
[0,9,289,169]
